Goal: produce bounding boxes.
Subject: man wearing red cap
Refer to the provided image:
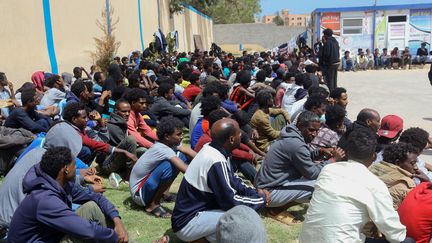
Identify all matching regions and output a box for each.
[374,115,404,163]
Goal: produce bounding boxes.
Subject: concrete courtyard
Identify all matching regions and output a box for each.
[338,66,432,161]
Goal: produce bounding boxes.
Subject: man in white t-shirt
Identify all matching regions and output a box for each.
[300,129,408,243]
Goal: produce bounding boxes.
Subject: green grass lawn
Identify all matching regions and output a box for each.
[1,174,303,242]
[0,132,303,242]
[102,173,303,242]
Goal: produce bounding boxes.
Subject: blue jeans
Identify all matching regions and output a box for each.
[132,152,188,206]
[374,57,382,68]
[416,55,427,65]
[381,58,390,68]
[133,160,179,206]
[77,146,95,166]
[342,58,354,71]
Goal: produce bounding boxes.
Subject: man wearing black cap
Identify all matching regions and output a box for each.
[319,28,340,92]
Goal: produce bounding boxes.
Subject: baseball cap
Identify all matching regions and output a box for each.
[216,205,266,243]
[377,115,403,139]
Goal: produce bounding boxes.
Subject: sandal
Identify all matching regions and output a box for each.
[267,211,302,225]
[152,235,170,243]
[146,206,171,218]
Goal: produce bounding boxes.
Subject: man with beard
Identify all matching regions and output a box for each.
[255,111,344,225]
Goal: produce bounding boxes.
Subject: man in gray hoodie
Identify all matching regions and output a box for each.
[0,122,101,231]
[104,99,143,180]
[255,111,344,223]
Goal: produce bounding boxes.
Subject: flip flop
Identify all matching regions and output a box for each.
[147,206,171,218]
[267,211,302,225]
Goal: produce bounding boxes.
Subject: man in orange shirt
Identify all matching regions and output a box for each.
[124,88,158,151]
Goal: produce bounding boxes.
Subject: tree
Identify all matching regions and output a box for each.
[208,0,261,24]
[89,0,120,74]
[169,0,260,24]
[273,15,284,26]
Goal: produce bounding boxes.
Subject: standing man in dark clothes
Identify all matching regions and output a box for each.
[319,28,340,92]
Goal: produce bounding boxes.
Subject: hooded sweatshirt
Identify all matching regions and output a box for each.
[103,64,123,92]
[31,71,45,92]
[0,122,82,227]
[62,72,74,88]
[254,124,329,189]
[7,164,119,242]
[107,112,128,146]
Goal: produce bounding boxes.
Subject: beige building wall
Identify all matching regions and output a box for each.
[0,1,51,85]
[50,1,103,75]
[0,0,213,88]
[285,14,308,27]
[262,9,308,27]
[262,15,277,23]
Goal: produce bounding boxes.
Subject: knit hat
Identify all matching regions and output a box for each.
[216,205,267,243]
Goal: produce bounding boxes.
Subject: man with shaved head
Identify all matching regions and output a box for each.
[172,118,270,243]
[338,108,381,151]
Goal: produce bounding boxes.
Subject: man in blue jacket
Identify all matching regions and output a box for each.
[7,147,128,243]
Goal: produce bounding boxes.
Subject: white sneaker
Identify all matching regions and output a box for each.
[109,172,122,188]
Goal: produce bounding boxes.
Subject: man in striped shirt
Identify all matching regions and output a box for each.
[172,118,270,242]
